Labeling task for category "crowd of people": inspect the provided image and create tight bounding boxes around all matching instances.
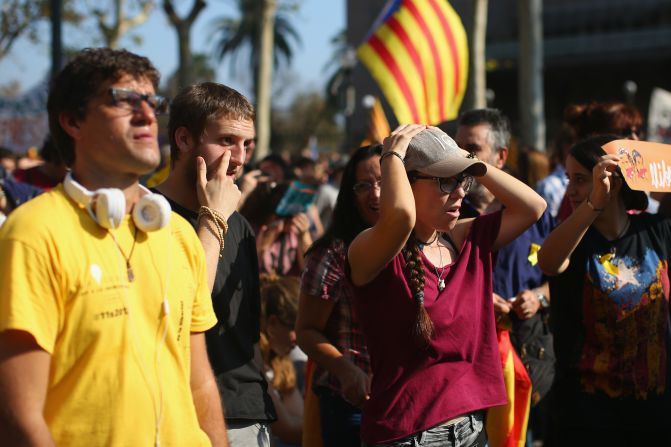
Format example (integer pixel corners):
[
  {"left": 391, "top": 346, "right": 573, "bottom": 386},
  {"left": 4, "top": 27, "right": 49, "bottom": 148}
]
[{"left": 0, "top": 47, "right": 669, "bottom": 447}]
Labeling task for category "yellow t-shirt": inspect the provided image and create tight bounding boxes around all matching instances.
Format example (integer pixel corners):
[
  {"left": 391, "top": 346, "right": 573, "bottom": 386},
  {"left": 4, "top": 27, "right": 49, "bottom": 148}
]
[{"left": 0, "top": 186, "right": 217, "bottom": 446}]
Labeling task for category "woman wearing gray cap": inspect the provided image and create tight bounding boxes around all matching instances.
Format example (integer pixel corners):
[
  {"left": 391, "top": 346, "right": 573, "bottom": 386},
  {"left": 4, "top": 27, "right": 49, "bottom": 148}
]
[{"left": 347, "top": 124, "right": 546, "bottom": 446}]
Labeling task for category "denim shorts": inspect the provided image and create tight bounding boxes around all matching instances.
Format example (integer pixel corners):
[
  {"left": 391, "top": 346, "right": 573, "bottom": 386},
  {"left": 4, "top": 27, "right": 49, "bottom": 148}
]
[{"left": 368, "top": 411, "right": 487, "bottom": 447}]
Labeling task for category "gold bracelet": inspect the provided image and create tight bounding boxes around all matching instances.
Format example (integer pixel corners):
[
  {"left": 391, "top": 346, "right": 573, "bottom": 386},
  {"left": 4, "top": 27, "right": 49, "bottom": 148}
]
[
  {"left": 208, "top": 208, "right": 230, "bottom": 236},
  {"left": 198, "top": 206, "right": 229, "bottom": 257},
  {"left": 586, "top": 197, "right": 604, "bottom": 212}
]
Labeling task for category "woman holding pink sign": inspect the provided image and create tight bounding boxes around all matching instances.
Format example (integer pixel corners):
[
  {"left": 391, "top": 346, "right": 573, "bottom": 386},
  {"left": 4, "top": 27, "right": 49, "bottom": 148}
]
[{"left": 538, "top": 134, "right": 671, "bottom": 446}]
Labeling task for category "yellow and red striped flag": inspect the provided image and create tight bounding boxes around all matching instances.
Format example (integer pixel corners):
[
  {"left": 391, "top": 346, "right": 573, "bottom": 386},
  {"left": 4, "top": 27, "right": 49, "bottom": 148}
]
[
  {"left": 361, "top": 96, "right": 392, "bottom": 146},
  {"left": 486, "top": 330, "right": 532, "bottom": 447},
  {"left": 357, "top": 0, "right": 469, "bottom": 125}
]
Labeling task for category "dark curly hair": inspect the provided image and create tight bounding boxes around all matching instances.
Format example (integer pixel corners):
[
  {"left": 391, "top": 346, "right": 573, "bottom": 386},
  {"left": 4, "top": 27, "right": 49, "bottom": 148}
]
[{"left": 47, "top": 48, "right": 160, "bottom": 167}]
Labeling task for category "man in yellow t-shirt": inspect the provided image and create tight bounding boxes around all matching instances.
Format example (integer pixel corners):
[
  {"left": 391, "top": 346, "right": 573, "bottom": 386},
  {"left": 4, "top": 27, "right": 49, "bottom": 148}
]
[{"left": 0, "top": 48, "right": 228, "bottom": 446}]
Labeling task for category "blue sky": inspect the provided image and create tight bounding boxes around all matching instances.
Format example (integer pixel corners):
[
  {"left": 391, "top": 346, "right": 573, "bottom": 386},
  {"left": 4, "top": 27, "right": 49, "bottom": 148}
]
[{"left": 0, "top": 0, "right": 345, "bottom": 104}]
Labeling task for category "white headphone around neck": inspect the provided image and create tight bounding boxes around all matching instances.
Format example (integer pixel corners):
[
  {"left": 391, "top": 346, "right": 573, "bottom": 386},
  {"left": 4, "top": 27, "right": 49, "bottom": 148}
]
[{"left": 63, "top": 172, "right": 171, "bottom": 232}]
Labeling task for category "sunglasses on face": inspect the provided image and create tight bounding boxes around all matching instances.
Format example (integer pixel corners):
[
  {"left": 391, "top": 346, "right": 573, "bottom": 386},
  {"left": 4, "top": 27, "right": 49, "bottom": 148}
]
[
  {"left": 411, "top": 172, "right": 473, "bottom": 194},
  {"left": 352, "top": 179, "right": 382, "bottom": 195},
  {"left": 109, "top": 88, "right": 170, "bottom": 115}
]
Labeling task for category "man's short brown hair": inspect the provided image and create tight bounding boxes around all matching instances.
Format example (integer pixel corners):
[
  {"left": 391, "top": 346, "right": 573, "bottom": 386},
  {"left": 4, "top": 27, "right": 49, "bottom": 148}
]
[
  {"left": 47, "top": 47, "right": 160, "bottom": 167},
  {"left": 168, "top": 82, "right": 255, "bottom": 163}
]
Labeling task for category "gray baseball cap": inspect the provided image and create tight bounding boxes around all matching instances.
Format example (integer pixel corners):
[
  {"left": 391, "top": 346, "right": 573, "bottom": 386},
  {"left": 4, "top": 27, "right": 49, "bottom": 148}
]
[{"left": 404, "top": 127, "right": 487, "bottom": 178}]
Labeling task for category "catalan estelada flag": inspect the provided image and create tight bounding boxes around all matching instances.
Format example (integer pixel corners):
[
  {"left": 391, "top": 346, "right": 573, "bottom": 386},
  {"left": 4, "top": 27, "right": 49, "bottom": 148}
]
[
  {"left": 357, "top": 0, "right": 468, "bottom": 124},
  {"left": 486, "top": 330, "right": 532, "bottom": 447},
  {"left": 361, "top": 96, "right": 392, "bottom": 145}
]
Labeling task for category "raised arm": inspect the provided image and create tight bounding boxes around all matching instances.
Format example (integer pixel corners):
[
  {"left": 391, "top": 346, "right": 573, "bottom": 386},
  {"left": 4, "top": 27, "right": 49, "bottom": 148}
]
[
  {"left": 538, "top": 154, "right": 620, "bottom": 276},
  {"left": 195, "top": 151, "right": 241, "bottom": 291},
  {"left": 348, "top": 125, "right": 426, "bottom": 287},
  {"left": 0, "top": 330, "right": 54, "bottom": 447},
  {"left": 476, "top": 160, "right": 547, "bottom": 251}
]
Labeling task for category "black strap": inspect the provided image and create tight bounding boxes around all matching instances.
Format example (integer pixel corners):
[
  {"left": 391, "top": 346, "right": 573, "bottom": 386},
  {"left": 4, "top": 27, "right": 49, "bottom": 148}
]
[{"left": 276, "top": 235, "right": 286, "bottom": 274}]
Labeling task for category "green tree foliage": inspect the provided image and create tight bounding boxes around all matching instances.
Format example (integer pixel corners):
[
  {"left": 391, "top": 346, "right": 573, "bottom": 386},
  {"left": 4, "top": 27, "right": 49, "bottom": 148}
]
[
  {"left": 323, "top": 28, "right": 349, "bottom": 111},
  {"left": 0, "top": 0, "right": 81, "bottom": 60},
  {"left": 272, "top": 90, "right": 343, "bottom": 155},
  {"left": 210, "top": 0, "right": 301, "bottom": 96}
]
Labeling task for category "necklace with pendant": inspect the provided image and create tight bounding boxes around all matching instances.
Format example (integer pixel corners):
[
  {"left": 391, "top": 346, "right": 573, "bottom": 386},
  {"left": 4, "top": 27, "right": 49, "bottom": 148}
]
[
  {"left": 434, "top": 238, "right": 447, "bottom": 292},
  {"left": 110, "top": 225, "right": 139, "bottom": 282}
]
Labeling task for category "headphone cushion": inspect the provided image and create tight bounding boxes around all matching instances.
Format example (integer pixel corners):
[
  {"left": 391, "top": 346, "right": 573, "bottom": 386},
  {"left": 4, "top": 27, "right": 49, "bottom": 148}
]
[
  {"left": 95, "top": 188, "right": 127, "bottom": 229},
  {"left": 133, "top": 194, "right": 171, "bottom": 232}
]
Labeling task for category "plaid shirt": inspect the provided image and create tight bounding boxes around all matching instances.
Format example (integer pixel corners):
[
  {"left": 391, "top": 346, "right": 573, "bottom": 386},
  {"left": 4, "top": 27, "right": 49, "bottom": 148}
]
[{"left": 300, "top": 240, "right": 371, "bottom": 393}]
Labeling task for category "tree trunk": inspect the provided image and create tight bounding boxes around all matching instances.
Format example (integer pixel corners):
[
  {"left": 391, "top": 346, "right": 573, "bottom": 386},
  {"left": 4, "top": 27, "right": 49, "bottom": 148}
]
[
  {"left": 108, "top": 33, "right": 120, "bottom": 49},
  {"left": 162, "top": 0, "right": 207, "bottom": 91},
  {"left": 177, "top": 23, "right": 192, "bottom": 89},
  {"left": 518, "top": 0, "right": 545, "bottom": 151},
  {"left": 465, "top": 0, "right": 488, "bottom": 111},
  {"left": 255, "top": 0, "right": 277, "bottom": 161}
]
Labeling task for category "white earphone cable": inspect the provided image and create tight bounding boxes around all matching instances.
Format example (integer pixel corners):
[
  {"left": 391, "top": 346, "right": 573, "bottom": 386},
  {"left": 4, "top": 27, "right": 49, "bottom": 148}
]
[
  {"left": 153, "top": 224, "right": 173, "bottom": 447},
  {"left": 110, "top": 225, "right": 162, "bottom": 447}
]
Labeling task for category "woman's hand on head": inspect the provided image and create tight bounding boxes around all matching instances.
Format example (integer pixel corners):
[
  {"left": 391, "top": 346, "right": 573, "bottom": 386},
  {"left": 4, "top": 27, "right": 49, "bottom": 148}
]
[
  {"left": 382, "top": 124, "right": 427, "bottom": 159},
  {"left": 590, "top": 154, "right": 621, "bottom": 209}
]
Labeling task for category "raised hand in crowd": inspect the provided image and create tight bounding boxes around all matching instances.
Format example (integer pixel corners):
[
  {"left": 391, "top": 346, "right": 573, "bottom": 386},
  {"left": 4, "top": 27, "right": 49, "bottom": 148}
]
[
  {"left": 195, "top": 150, "right": 241, "bottom": 290},
  {"left": 237, "top": 168, "right": 271, "bottom": 210},
  {"left": 256, "top": 218, "right": 286, "bottom": 258},
  {"left": 196, "top": 150, "right": 241, "bottom": 222}
]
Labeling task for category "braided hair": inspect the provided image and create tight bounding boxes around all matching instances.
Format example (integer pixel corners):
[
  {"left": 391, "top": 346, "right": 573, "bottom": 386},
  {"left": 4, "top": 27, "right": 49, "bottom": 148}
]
[{"left": 401, "top": 233, "right": 435, "bottom": 348}]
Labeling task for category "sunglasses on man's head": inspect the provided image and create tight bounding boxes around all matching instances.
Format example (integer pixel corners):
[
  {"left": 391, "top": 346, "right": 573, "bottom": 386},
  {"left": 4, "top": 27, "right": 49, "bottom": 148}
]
[
  {"left": 410, "top": 172, "right": 473, "bottom": 194},
  {"left": 109, "top": 88, "right": 170, "bottom": 115}
]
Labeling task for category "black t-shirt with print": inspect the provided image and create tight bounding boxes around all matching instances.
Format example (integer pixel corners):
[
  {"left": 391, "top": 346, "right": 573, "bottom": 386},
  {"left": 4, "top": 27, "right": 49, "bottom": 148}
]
[{"left": 550, "top": 213, "right": 671, "bottom": 424}]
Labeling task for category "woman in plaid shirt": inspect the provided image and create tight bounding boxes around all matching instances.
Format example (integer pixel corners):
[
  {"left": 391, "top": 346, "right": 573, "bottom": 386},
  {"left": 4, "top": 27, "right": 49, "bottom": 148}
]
[{"left": 296, "top": 145, "right": 382, "bottom": 447}]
